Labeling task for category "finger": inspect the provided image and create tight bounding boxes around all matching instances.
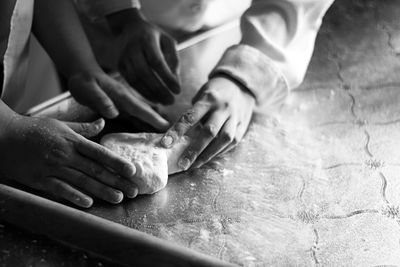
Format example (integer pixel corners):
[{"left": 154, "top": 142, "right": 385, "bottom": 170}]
[
  {"left": 103, "top": 79, "right": 170, "bottom": 131},
  {"left": 64, "top": 118, "right": 105, "bottom": 138},
  {"left": 192, "top": 117, "right": 238, "bottom": 169},
  {"left": 59, "top": 167, "right": 124, "bottom": 204},
  {"left": 75, "top": 138, "right": 136, "bottom": 179},
  {"left": 70, "top": 78, "right": 119, "bottom": 119},
  {"left": 161, "top": 101, "right": 211, "bottom": 148},
  {"left": 218, "top": 123, "right": 244, "bottom": 157},
  {"left": 70, "top": 155, "right": 138, "bottom": 198},
  {"left": 178, "top": 111, "right": 230, "bottom": 170},
  {"left": 145, "top": 34, "right": 180, "bottom": 94},
  {"left": 119, "top": 57, "right": 159, "bottom": 103},
  {"left": 134, "top": 52, "right": 175, "bottom": 104},
  {"left": 119, "top": 55, "right": 138, "bottom": 90},
  {"left": 192, "top": 83, "right": 210, "bottom": 104},
  {"left": 220, "top": 142, "right": 237, "bottom": 156},
  {"left": 124, "top": 52, "right": 174, "bottom": 105},
  {"left": 45, "top": 177, "right": 93, "bottom": 208},
  {"left": 124, "top": 90, "right": 171, "bottom": 131},
  {"left": 234, "top": 122, "right": 248, "bottom": 144},
  {"left": 218, "top": 122, "right": 249, "bottom": 156},
  {"left": 160, "top": 34, "right": 179, "bottom": 77}
]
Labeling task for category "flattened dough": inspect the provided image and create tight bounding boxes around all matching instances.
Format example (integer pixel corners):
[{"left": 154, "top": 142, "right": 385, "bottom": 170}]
[{"left": 101, "top": 133, "right": 190, "bottom": 195}]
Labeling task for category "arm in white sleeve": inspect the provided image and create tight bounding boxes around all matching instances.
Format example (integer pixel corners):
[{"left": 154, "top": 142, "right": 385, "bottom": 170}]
[
  {"left": 210, "top": 0, "right": 335, "bottom": 106},
  {"left": 76, "top": 0, "right": 141, "bottom": 20}
]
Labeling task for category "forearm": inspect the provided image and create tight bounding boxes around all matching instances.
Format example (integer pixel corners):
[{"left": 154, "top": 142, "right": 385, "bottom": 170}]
[
  {"left": 210, "top": 0, "right": 335, "bottom": 106},
  {"left": 32, "top": 0, "right": 101, "bottom": 78}
]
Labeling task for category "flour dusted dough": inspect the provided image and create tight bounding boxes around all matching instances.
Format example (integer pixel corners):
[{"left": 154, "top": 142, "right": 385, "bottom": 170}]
[{"left": 100, "top": 133, "right": 190, "bottom": 194}]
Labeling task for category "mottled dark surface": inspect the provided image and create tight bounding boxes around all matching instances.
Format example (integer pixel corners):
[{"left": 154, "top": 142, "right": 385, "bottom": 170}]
[{"left": 3, "top": 0, "right": 400, "bottom": 266}]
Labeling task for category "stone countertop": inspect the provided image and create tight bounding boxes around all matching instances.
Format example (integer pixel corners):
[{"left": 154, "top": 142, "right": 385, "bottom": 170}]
[{"left": 2, "top": 0, "right": 400, "bottom": 266}]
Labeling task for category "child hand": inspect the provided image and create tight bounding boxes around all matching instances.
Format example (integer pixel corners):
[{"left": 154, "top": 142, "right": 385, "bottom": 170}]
[
  {"left": 68, "top": 70, "right": 170, "bottom": 131},
  {"left": 109, "top": 9, "right": 180, "bottom": 105},
  {"left": 0, "top": 116, "right": 138, "bottom": 208},
  {"left": 160, "top": 76, "right": 256, "bottom": 169}
]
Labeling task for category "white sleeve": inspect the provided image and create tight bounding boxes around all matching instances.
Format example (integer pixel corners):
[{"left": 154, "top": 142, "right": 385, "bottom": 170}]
[
  {"left": 210, "top": 0, "right": 335, "bottom": 106},
  {"left": 76, "top": 0, "right": 141, "bottom": 20}
]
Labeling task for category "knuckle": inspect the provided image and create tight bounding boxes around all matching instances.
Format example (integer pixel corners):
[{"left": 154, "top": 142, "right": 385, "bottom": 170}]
[
  {"left": 49, "top": 148, "right": 69, "bottom": 164},
  {"left": 202, "top": 124, "right": 218, "bottom": 138},
  {"left": 204, "top": 91, "right": 218, "bottom": 102},
  {"left": 220, "top": 101, "right": 230, "bottom": 109},
  {"left": 202, "top": 91, "right": 229, "bottom": 108},
  {"left": 90, "top": 164, "right": 105, "bottom": 178},
  {"left": 179, "top": 110, "right": 196, "bottom": 125},
  {"left": 204, "top": 90, "right": 223, "bottom": 103}
]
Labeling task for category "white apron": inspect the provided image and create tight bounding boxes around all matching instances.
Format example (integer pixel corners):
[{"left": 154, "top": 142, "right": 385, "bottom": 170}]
[{"left": 1, "top": 0, "right": 34, "bottom": 109}]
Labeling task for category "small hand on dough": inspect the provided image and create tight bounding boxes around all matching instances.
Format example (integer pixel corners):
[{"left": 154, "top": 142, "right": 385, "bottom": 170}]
[{"left": 101, "top": 133, "right": 189, "bottom": 195}]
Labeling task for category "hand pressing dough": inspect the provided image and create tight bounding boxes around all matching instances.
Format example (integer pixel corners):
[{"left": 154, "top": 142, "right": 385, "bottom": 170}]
[{"left": 100, "top": 133, "right": 190, "bottom": 195}]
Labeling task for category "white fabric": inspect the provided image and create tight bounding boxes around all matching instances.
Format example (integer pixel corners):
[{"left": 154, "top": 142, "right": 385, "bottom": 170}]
[
  {"left": 239, "top": 0, "right": 335, "bottom": 89},
  {"left": 1, "top": 0, "right": 34, "bottom": 108},
  {"left": 211, "top": 0, "right": 335, "bottom": 106}
]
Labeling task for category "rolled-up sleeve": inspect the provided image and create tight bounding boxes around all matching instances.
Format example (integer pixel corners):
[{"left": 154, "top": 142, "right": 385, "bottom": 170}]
[
  {"left": 76, "top": 0, "right": 141, "bottom": 19},
  {"left": 210, "top": 0, "right": 335, "bottom": 107}
]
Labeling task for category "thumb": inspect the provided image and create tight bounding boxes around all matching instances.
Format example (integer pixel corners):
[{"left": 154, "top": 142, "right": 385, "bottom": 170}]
[{"left": 64, "top": 118, "right": 105, "bottom": 138}]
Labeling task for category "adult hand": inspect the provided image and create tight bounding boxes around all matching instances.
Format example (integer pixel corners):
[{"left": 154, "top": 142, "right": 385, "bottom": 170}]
[
  {"left": 0, "top": 116, "right": 138, "bottom": 208},
  {"left": 108, "top": 9, "right": 180, "bottom": 105},
  {"left": 161, "top": 76, "right": 256, "bottom": 170},
  {"left": 68, "top": 69, "right": 169, "bottom": 131}
]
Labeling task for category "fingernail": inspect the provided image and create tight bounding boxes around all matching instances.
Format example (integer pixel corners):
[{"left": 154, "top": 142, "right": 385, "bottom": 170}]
[
  {"left": 111, "top": 190, "right": 124, "bottom": 203},
  {"left": 126, "top": 187, "right": 138, "bottom": 198},
  {"left": 192, "top": 161, "right": 202, "bottom": 169},
  {"left": 105, "top": 106, "right": 119, "bottom": 119},
  {"left": 123, "top": 163, "right": 136, "bottom": 178},
  {"left": 161, "top": 135, "right": 174, "bottom": 148},
  {"left": 160, "top": 120, "right": 171, "bottom": 130},
  {"left": 78, "top": 197, "right": 93, "bottom": 208},
  {"left": 172, "top": 84, "right": 181, "bottom": 94},
  {"left": 94, "top": 119, "right": 105, "bottom": 131},
  {"left": 178, "top": 157, "right": 191, "bottom": 170}
]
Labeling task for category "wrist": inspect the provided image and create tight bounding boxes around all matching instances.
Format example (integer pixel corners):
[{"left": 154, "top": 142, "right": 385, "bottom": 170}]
[{"left": 211, "top": 73, "right": 257, "bottom": 104}]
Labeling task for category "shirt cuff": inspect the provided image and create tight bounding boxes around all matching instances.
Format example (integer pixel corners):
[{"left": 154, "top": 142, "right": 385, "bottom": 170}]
[
  {"left": 84, "top": 0, "right": 141, "bottom": 19},
  {"left": 209, "top": 44, "right": 289, "bottom": 107}
]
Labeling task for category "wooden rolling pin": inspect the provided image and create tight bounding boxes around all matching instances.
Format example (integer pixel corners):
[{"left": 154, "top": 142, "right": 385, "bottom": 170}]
[{"left": 0, "top": 184, "right": 237, "bottom": 267}]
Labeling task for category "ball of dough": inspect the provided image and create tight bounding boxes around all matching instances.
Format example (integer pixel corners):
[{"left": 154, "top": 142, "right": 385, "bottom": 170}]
[
  {"left": 101, "top": 133, "right": 168, "bottom": 195},
  {"left": 101, "top": 132, "right": 191, "bottom": 195}
]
